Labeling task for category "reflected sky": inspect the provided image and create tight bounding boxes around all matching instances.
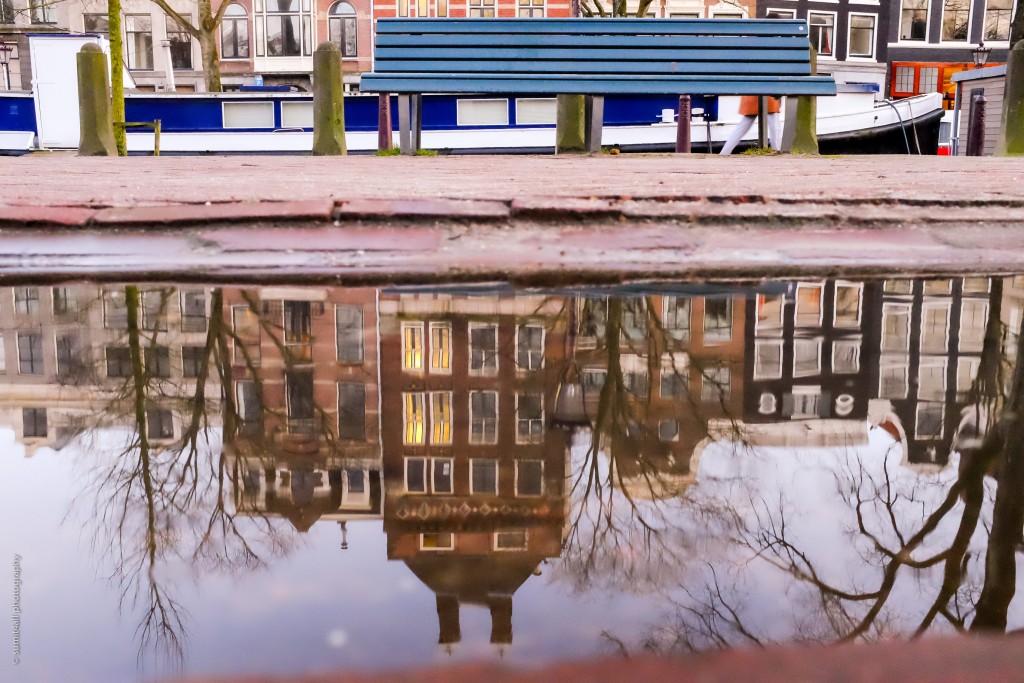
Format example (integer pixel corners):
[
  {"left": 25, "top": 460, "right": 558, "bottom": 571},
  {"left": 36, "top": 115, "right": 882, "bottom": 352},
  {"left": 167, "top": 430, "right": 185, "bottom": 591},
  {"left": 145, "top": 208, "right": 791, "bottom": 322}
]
[{"left": 1, "top": 278, "right": 1023, "bottom": 682}]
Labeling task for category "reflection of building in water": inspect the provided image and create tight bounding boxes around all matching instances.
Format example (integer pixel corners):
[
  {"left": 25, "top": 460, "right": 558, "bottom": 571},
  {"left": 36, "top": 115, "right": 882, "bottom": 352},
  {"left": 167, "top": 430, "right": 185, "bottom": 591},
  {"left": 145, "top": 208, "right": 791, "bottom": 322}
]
[
  {"left": 574, "top": 292, "right": 747, "bottom": 497},
  {"left": 0, "top": 284, "right": 220, "bottom": 454},
  {"left": 869, "top": 278, "right": 992, "bottom": 464},
  {"left": 223, "top": 287, "right": 383, "bottom": 533},
  {"left": 744, "top": 280, "right": 881, "bottom": 429},
  {"left": 378, "top": 291, "right": 568, "bottom": 647}
]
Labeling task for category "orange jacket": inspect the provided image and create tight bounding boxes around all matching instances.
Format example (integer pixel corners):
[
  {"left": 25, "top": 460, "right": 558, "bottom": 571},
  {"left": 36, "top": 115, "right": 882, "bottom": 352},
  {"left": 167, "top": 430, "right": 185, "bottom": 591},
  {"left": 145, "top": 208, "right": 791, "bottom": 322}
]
[{"left": 738, "top": 96, "right": 781, "bottom": 116}]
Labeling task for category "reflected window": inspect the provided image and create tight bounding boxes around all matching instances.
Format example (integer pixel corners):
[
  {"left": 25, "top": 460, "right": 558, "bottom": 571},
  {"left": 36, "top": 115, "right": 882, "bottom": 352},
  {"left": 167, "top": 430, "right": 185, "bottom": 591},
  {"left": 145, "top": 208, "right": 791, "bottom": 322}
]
[
  {"left": 754, "top": 340, "right": 783, "bottom": 380},
  {"left": 793, "top": 338, "right": 822, "bottom": 377},
  {"left": 495, "top": 530, "right": 528, "bottom": 550},
  {"left": 145, "top": 347, "right": 171, "bottom": 379},
  {"left": 923, "top": 279, "right": 952, "bottom": 295},
  {"left": 758, "top": 392, "right": 777, "bottom": 415},
  {"left": 55, "top": 335, "right": 80, "bottom": 379},
  {"left": 516, "top": 460, "right": 543, "bottom": 496},
  {"left": 583, "top": 368, "right": 607, "bottom": 392},
  {"left": 663, "top": 296, "right": 691, "bottom": 341},
  {"left": 957, "top": 357, "right": 981, "bottom": 400},
  {"left": 403, "top": 392, "right": 426, "bottom": 445},
  {"left": 328, "top": 1, "right": 357, "bottom": 57},
  {"left": 471, "top": 459, "right": 498, "bottom": 494},
  {"left": 142, "top": 290, "right": 170, "bottom": 331},
  {"left": 263, "top": 0, "right": 308, "bottom": 57},
  {"left": 285, "top": 370, "right": 315, "bottom": 434},
  {"left": 432, "top": 458, "right": 453, "bottom": 494},
  {"left": 181, "top": 291, "right": 208, "bottom": 332},
  {"left": 660, "top": 368, "right": 688, "bottom": 398},
  {"left": 919, "top": 359, "right": 947, "bottom": 401},
  {"left": 701, "top": 365, "right": 731, "bottom": 402},
  {"left": 338, "top": 382, "right": 366, "bottom": 440},
  {"left": 106, "top": 347, "right": 132, "bottom": 378},
  {"left": 789, "top": 387, "right": 821, "bottom": 418},
  {"left": 402, "top": 323, "right": 424, "bottom": 372},
  {"left": 834, "top": 283, "right": 862, "bottom": 327},
  {"left": 346, "top": 469, "right": 365, "bottom": 494},
  {"left": 236, "top": 380, "right": 262, "bottom": 424},
  {"left": 429, "top": 322, "right": 451, "bottom": 373},
  {"left": 658, "top": 419, "right": 679, "bottom": 442},
  {"left": 624, "top": 368, "right": 649, "bottom": 397},
  {"left": 580, "top": 299, "right": 608, "bottom": 340},
  {"left": 703, "top": 297, "right": 733, "bottom": 342},
  {"left": 920, "top": 303, "right": 951, "bottom": 354},
  {"left": 470, "top": 390, "right": 498, "bottom": 444},
  {"left": 221, "top": 4, "right": 250, "bottom": 59},
  {"left": 880, "top": 364, "right": 909, "bottom": 399},
  {"left": 30, "top": 0, "right": 55, "bottom": 23},
  {"left": 959, "top": 300, "right": 988, "bottom": 353},
  {"left": 14, "top": 287, "right": 39, "bottom": 315},
  {"left": 517, "top": 325, "right": 544, "bottom": 371},
  {"left": 516, "top": 393, "right": 544, "bottom": 444},
  {"left": 284, "top": 300, "right": 312, "bottom": 361},
  {"left": 848, "top": 14, "right": 876, "bottom": 58},
  {"left": 232, "top": 304, "right": 261, "bottom": 365},
  {"left": 52, "top": 287, "right": 75, "bottom": 316},
  {"left": 756, "top": 294, "right": 784, "bottom": 334},
  {"left": 0, "top": 333, "right": 7, "bottom": 373},
  {"left": 18, "top": 334, "right": 43, "bottom": 375},
  {"left": 833, "top": 340, "right": 861, "bottom": 374},
  {"left": 882, "top": 304, "right": 911, "bottom": 352},
  {"left": 23, "top": 408, "right": 47, "bottom": 438},
  {"left": 469, "top": 324, "right": 498, "bottom": 375},
  {"left": 963, "top": 277, "right": 991, "bottom": 294},
  {"left": 916, "top": 403, "right": 945, "bottom": 438},
  {"left": 405, "top": 457, "right": 427, "bottom": 492},
  {"left": 621, "top": 298, "right": 647, "bottom": 339},
  {"left": 795, "top": 284, "right": 823, "bottom": 326},
  {"left": 182, "top": 346, "right": 204, "bottom": 379},
  {"left": 83, "top": 13, "right": 109, "bottom": 36},
  {"left": 147, "top": 409, "right": 174, "bottom": 439},
  {"left": 336, "top": 304, "right": 363, "bottom": 363},
  {"left": 884, "top": 279, "right": 913, "bottom": 294},
  {"left": 431, "top": 391, "right": 453, "bottom": 445},
  {"left": 420, "top": 532, "right": 454, "bottom": 550}
]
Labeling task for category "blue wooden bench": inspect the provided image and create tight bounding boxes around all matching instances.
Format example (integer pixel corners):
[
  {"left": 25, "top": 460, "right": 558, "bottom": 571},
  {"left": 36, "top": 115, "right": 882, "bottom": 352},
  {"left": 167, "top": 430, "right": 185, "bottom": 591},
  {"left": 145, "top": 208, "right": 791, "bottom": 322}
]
[{"left": 360, "top": 18, "right": 837, "bottom": 154}]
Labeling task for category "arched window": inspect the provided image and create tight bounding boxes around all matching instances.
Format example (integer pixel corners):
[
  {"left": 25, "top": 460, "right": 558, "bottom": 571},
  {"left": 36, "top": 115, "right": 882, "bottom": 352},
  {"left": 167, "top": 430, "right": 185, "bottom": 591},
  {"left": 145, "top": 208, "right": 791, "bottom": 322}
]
[
  {"left": 329, "top": 2, "right": 357, "bottom": 58},
  {"left": 221, "top": 4, "right": 250, "bottom": 59}
]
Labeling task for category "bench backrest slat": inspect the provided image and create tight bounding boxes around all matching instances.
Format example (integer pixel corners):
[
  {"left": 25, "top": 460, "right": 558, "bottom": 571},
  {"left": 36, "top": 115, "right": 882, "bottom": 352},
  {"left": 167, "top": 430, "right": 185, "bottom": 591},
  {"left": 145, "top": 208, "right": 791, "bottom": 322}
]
[
  {"left": 373, "top": 60, "right": 810, "bottom": 76},
  {"left": 375, "top": 18, "right": 811, "bottom": 37},
  {"left": 375, "top": 34, "right": 811, "bottom": 49}
]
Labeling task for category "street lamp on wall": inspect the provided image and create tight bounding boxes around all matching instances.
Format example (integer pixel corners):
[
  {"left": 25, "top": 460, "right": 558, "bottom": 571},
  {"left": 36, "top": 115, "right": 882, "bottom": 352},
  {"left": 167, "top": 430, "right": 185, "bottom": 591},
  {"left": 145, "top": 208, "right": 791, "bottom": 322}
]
[
  {"left": 972, "top": 41, "right": 992, "bottom": 68},
  {"left": 0, "top": 40, "right": 13, "bottom": 91}
]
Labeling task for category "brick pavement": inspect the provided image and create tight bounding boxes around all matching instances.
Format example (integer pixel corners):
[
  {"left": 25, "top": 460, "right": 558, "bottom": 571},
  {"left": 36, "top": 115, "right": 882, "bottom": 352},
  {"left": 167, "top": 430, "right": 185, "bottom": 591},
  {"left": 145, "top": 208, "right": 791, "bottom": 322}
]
[{"left": 1, "top": 154, "right": 1023, "bottom": 283}]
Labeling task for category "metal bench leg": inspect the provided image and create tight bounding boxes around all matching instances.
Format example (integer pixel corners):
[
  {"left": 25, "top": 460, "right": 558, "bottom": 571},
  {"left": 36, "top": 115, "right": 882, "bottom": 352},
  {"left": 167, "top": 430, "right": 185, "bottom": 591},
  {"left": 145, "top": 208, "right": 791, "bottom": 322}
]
[
  {"left": 585, "top": 95, "right": 604, "bottom": 154},
  {"left": 412, "top": 94, "right": 423, "bottom": 153},
  {"left": 398, "top": 94, "right": 414, "bottom": 155}
]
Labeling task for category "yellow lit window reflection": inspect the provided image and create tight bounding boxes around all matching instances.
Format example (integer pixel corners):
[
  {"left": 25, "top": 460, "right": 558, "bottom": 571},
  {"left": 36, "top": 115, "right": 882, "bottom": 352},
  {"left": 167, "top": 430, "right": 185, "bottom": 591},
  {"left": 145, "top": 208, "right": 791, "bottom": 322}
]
[
  {"left": 430, "top": 323, "right": 451, "bottom": 373},
  {"left": 404, "top": 392, "right": 425, "bottom": 444},
  {"left": 431, "top": 391, "right": 452, "bottom": 445},
  {"left": 402, "top": 323, "right": 424, "bottom": 371}
]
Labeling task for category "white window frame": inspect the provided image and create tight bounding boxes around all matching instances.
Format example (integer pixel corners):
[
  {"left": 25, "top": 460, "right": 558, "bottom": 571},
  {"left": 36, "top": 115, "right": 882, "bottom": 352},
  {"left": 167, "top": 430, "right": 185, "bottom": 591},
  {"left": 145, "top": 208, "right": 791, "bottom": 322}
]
[
  {"left": 754, "top": 339, "right": 784, "bottom": 380},
  {"left": 493, "top": 530, "right": 528, "bottom": 551},
  {"left": 832, "top": 339, "right": 861, "bottom": 375},
  {"left": 915, "top": 402, "right": 945, "bottom": 439},
  {"left": 403, "top": 391, "right": 426, "bottom": 445},
  {"left": 470, "top": 458, "right": 499, "bottom": 495},
  {"left": 959, "top": 299, "right": 989, "bottom": 353},
  {"left": 847, "top": 13, "right": 878, "bottom": 60},
  {"left": 793, "top": 338, "right": 823, "bottom": 378},
  {"left": 431, "top": 457, "right": 454, "bottom": 494},
  {"left": 807, "top": 11, "right": 837, "bottom": 58},
  {"left": 881, "top": 303, "right": 912, "bottom": 353},
  {"left": 755, "top": 293, "right": 785, "bottom": 336},
  {"left": 920, "top": 302, "right": 952, "bottom": 354},
  {"left": 879, "top": 361, "right": 909, "bottom": 399},
  {"left": 468, "top": 322, "right": 499, "bottom": 376},
  {"left": 791, "top": 386, "right": 822, "bottom": 419},
  {"left": 516, "top": 324, "right": 545, "bottom": 372},
  {"left": 982, "top": 0, "right": 1014, "bottom": 43},
  {"left": 515, "top": 392, "right": 545, "bottom": 444},
  {"left": 430, "top": 391, "right": 453, "bottom": 445},
  {"left": 795, "top": 282, "right": 825, "bottom": 327},
  {"left": 940, "top": 0, "right": 973, "bottom": 43},
  {"left": 404, "top": 456, "right": 428, "bottom": 494},
  {"left": 918, "top": 357, "right": 948, "bottom": 401},
  {"left": 515, "top": 459, "right": 544, "bottom": 497},
  {"left": 401, "top": 321, "right": 424, "bottom": 373},
  {"left": 469, "top": 390, "right": 499, "bottom": 445},
  {"left": 419, "top": 532, "right": 455, "bottom": 551},
  {"left": 834, "top": 281, "right": 864, "bottom": 327},
  {"left": 898, "top": 0, "right": 931, "bottom": 43},
  {"left": 428, "top": 321, "right": 452, "bottom": 375}
]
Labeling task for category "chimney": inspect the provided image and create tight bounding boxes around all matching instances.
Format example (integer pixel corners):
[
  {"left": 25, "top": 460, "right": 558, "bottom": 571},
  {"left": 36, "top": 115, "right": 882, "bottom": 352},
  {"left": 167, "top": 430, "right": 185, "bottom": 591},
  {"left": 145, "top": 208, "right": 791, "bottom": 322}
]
[
  {"left": 436, "top": 595, "right": 461, "bottom": 645},
  {"left": 488, "top": 596, "right": 513, "bottom": 645}
]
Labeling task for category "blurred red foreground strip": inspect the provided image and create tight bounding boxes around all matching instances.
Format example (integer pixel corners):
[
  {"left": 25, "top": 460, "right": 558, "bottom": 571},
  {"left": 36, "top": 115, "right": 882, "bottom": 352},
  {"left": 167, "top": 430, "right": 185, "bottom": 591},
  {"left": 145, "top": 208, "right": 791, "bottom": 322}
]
[{"left": 168, "top": 635, "right": 1024, "bottom": 683}]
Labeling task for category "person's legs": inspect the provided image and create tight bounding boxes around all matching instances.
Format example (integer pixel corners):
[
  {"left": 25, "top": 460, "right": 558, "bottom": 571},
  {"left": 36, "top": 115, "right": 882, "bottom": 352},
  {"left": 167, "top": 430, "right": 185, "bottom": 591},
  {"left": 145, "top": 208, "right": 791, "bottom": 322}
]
[
  {"left": 767, "top": 112, "right": 781, "bottom": 151},
  {"left": 718, "top": 115, "right": 756, "bottom": 155}
]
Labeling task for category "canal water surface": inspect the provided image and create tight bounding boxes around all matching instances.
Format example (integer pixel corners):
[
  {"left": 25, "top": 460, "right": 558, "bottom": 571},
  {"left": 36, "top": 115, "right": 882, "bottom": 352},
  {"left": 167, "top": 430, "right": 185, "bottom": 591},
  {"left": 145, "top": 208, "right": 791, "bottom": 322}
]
[{"left": 2, "top": 276, "right": 1023, "bottom": 682}]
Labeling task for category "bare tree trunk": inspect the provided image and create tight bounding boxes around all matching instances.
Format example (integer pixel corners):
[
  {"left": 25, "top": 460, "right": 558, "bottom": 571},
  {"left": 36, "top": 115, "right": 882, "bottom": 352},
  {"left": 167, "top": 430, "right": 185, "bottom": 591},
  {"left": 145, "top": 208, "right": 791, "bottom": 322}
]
[
  {"left": 197, "top": 0, "right": 222, "bottom": 92},
  {"left": 1011, "top": 0, "right": 1024, "bottom": 47},
  {"left": 109, "top": 0, "right": 126, "bottom": 155}
]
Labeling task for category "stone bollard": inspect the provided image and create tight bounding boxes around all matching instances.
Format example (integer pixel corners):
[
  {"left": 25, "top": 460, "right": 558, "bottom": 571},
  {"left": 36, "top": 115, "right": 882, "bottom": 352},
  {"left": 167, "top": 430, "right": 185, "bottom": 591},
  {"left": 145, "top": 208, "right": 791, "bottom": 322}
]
[
  {"left": 782, "top": 47, "right": 819, "bottom": 155},
  {"left": 312, "top": 41, "right": 346, "bottom": 156},
  {"left": 377, "top": 93, "right": 393, "bottom": 152},
  {"left": 675, "top": 95, "right": 691, "bottom": 153},
  {"left": 999, "top": 41, "right": 1024, "bottom": 155},
  {"left": 967, "top": 92, "right": 987, "bottom": 156},
  {"left": 76, "top": 43, "right": 117, "bottom": 157},
  {"left": 556, "top": 94, "right": 587, "bottom": 154}
]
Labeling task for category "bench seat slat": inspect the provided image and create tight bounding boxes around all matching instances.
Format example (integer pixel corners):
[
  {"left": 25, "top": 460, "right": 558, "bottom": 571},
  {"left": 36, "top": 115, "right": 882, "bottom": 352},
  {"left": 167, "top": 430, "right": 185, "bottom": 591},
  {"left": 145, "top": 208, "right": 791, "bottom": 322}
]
[
  {"left": 375, "top": 34, "right": 811, "bottom": 50},
  {"left": 374, "top": 60, "right": 812, "bottom": 76},
  {"left": 375, "top": 47, "right": 812, "bottom": 64},
  {"left": 361, "top": 73, "right": 839, "bottom": 96},
  {"left": 376, "top": 18, "right": 811, "bottom": 37}
]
